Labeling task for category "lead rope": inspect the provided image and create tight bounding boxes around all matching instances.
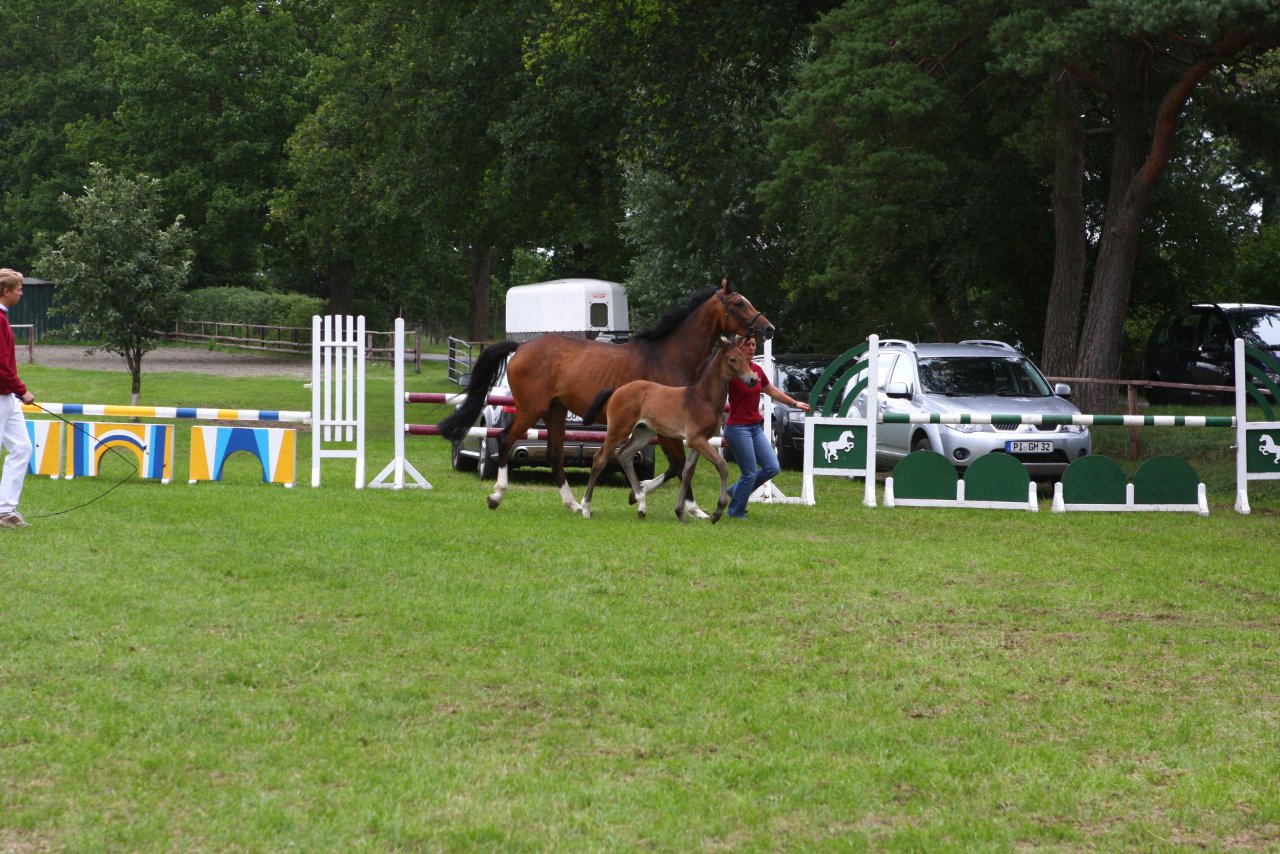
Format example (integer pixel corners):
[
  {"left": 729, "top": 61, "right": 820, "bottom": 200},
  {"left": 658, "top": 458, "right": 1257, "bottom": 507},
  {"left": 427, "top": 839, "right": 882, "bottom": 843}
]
[{"left": 24, "top": 401, "right": 140, "bottom": 519}]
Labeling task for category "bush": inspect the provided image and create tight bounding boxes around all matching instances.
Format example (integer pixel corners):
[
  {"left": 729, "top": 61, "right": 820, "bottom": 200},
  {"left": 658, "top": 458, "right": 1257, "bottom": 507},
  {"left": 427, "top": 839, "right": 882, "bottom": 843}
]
[{"left": 183, "top": 287, "right": 326, "bottom": 328}]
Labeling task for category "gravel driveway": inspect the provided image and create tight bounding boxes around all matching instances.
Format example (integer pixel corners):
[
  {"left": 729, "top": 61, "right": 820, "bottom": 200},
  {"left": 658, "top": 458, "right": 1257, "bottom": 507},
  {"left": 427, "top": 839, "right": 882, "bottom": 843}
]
[{"left": 26, "top": 344, "right": 314, "bottom": 379}]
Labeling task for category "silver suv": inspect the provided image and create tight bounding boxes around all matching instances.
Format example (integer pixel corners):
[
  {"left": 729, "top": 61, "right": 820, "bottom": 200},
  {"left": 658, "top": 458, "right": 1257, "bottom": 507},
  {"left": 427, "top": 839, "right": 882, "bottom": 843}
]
[{"left": 857, "top": 340, "right": 1091, "bottom": 479}]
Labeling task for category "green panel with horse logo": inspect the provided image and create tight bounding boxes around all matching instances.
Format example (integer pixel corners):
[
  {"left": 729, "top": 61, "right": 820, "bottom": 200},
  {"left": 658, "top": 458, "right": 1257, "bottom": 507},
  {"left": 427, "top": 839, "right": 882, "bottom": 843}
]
[
  {"left": 1245, "top": 428, "right": 1280, "bottom": 473},
  {"left": 810, "top": 423, "right": 867, "bottom": 470}
]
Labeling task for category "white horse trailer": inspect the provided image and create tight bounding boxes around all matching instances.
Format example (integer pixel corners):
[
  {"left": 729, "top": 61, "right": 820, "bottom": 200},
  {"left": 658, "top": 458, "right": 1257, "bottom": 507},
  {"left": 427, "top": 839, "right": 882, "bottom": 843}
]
[{"left": 504, "top": 278, "right": 629, "bottom": 342}]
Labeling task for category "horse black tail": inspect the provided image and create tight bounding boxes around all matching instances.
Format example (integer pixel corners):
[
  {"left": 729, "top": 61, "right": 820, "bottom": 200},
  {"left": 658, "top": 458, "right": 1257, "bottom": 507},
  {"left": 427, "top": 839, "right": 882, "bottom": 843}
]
[
  {"left": 437, "top": 341, "right": 520, "bottom": 441},
  {"left": 580, "top": 388, "right": 616, "bottom": 426}
]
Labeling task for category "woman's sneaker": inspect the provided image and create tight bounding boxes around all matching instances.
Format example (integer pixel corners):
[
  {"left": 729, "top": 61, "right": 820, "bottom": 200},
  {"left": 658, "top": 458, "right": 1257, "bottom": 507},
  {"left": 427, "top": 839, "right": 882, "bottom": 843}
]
[{"left": 0, "top": 511, "right": 29, "bottom": 527}]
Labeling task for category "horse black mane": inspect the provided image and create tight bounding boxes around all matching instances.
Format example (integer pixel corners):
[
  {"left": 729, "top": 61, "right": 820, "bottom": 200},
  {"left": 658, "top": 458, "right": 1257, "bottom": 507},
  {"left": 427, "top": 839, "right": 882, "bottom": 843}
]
[{"left": 631, "top": 286, "right": 718, "bottom": 342}]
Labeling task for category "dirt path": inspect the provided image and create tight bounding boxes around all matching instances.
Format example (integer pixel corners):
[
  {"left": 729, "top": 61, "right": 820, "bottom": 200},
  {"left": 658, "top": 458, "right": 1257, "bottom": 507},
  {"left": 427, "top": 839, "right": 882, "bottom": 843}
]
[{"left": 26, "top": 345, "right": 314, "bottom": 379}]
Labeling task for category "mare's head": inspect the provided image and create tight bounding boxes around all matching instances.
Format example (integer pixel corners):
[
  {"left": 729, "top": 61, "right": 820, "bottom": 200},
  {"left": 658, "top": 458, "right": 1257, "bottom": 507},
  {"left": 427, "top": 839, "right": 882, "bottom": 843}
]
[{"left": 714, "top": 277, "right": 774, "bottom": 341}]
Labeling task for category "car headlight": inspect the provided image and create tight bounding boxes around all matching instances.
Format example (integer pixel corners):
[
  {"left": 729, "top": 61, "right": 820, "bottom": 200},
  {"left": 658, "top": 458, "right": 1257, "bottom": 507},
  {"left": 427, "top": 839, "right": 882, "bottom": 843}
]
[
  {"left": 945, "top": 423, "right": 990, "bottom": 434},
  {"left": 1058, "top": 424, "right": 1085, "bottom": 434}
]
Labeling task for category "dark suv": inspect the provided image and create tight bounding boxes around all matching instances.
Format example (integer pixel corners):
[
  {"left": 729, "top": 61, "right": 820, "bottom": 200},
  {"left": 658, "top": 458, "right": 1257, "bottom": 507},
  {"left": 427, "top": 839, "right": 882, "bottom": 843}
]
[{"left": 1144, "top": 303, "right": 1280, "bottom": 403}]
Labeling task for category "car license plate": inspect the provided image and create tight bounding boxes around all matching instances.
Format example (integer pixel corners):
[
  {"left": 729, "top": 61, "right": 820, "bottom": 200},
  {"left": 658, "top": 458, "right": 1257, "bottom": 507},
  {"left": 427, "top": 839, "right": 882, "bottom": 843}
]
[{"left": 1006, "top": 440, "right": 1053, "bottom": 454}]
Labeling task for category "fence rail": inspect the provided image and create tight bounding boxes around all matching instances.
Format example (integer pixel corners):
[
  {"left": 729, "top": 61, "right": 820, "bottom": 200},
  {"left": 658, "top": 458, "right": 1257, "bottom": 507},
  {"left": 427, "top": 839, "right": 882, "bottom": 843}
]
[
  {"left": 168, "top": 320, "right": 421, "bottom": 372},
  {"left": 1047, "top": 375, "right": 1235, "bottom": 458},
  {"left": 12, "top": 324, "right": 36, "bottom": 363}
]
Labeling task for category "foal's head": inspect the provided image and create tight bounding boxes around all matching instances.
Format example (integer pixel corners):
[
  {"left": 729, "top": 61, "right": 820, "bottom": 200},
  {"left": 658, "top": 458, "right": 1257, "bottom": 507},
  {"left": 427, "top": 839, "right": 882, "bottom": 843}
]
[{"left": 718, "top": 336, "right": 757, "bottom": 388}]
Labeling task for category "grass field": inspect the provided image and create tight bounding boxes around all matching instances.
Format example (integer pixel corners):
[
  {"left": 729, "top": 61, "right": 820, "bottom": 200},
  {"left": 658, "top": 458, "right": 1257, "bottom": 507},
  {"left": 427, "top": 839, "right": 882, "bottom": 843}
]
[{"left": 3, "top": 358, "right": 1279, "bottom": 852}]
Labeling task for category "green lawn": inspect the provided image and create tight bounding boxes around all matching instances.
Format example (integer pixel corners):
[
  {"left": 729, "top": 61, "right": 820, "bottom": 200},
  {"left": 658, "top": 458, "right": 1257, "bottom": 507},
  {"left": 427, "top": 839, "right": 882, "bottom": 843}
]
[{"left": 2, "top": 360, "right": 1279, "bottom": 851}]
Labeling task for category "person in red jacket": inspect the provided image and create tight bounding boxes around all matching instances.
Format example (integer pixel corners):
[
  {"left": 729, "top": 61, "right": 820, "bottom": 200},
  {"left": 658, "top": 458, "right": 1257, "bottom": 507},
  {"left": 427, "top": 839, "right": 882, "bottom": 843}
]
[{"left": 0, "top": 268, "right": 35, "bottom": 527}]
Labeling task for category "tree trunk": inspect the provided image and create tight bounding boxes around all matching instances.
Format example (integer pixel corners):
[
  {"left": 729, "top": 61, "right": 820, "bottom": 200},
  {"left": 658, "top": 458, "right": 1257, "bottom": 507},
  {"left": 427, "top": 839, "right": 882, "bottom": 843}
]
[
  {"left": 327, "top": 258, "right": 356, "bottom": 316},
  {"left": 1072, "top": 34, "right": 1257, "bottom": 413},
  {"left": 126, "top": 346, "right": 143, "bottom": 406},
  {"left": 1039, "top": 70, "right": 1087, "bottom": 377},
  {"left": 468, "top": 244, "right": 492, "bottom": 341},
  {"left": 1072, "top": 39, "right": 1153, "bottom": 413}
]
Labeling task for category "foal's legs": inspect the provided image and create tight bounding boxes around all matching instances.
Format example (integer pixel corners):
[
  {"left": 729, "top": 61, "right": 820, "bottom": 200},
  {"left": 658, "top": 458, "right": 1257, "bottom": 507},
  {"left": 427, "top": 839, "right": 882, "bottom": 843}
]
[
  {"left": 579, "top": 433, "right": 621, "bottom": 520},
  {"left": 616, "top": 427, "right": 656, "bottom": 519},
  {"left": 640, "top": 437, "right": 710, "bottom": 520},
  {"left": 688, "top": 437, "right": 732, "bottom": 524},
  {"left": 674, "top": 451, "right": 700, "bottom": 523}
]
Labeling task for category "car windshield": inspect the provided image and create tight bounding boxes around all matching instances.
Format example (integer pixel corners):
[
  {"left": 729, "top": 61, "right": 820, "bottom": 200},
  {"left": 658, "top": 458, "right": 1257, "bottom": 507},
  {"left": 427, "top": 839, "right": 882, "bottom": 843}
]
[
  {"left": 776, "top": 362, "right": 828, "bottom": 397},
  {"left": 1233, "top": 310, "right": 1280, "bottom": 349},
  {"left": 918, "top": 356, "right": 1052, "bottom": 397}
]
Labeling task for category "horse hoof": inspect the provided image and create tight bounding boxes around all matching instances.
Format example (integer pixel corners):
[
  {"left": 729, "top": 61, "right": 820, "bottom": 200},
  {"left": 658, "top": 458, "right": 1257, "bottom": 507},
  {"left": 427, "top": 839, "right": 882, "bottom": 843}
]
[
  {"left": 487, "top": 496, "right": 501, "bottom": 510},
  {"left": 710, "top": 512, "right": 723, "bottom": 525},
  {"left": 627, "top": 492, "right": 638, "bottom": 506},
  {"left": 637, "top": 510, "right": 646, "bottom": 520}
]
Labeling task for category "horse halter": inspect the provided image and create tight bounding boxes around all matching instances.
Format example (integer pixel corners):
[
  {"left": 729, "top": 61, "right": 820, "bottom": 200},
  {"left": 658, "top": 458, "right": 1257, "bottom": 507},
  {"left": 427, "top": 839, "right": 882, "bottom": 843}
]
[{"left": 716, "top": 290, "right": 767, "bottom": 338}]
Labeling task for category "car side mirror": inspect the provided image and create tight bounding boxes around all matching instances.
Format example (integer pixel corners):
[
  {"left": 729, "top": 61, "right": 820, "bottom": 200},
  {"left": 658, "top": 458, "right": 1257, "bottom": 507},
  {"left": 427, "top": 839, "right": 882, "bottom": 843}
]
[
  {"left": 885, "top": 381, "right": 911, "bottom": 398},
  {"left": 1053, "top": 382, "right": 1072, "bottom": 398},
  {"left": 1201, "top": 340, "right": 1226, "bottom": 357},
  {"left": 457, "top": 373, "right": 472, "bottom": 389}
]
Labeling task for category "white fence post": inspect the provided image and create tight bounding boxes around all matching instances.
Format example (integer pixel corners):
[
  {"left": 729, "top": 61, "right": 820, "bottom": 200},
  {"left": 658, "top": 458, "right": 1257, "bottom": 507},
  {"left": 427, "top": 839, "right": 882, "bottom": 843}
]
[
  {"left": 311, "top": 315, "right": 366, "bottom": 488},
  {"left": 370, "top": 318, "right": 430, "bottom": 490}
]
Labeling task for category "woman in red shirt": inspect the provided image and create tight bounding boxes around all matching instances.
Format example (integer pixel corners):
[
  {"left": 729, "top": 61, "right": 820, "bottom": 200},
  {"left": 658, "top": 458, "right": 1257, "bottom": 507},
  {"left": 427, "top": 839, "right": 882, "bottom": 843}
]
[{"left": 723, "top": 336, "right": 810, "bottom": 519}]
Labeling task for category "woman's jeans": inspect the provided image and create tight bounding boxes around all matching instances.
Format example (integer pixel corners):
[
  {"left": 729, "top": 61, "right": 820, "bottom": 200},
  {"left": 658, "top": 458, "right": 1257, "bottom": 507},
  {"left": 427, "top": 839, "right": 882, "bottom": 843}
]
[{"left": 723, "top": 422, "right": 779, "bottom": 518}]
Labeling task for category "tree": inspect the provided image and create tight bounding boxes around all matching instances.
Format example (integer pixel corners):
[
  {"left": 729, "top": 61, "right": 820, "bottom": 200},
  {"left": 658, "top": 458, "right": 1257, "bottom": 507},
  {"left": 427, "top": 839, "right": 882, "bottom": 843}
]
[
  {"left": 522, "top": 0, "right": 839, "bottom": 329},
  {"left": 76, "top": 0, "right": 317, "bottom": 290},
  {"left": 999, "top": 2, "right": 1280, "bottom": 409},
  {"left": 761, "top": 0, "right": 1055, "bottom": 350},
  {"left": 0, "top": 0, "right": 119, "bottom": 268},
  {"left": 37, "top": 163, "right": 193, "bottom": 404}
]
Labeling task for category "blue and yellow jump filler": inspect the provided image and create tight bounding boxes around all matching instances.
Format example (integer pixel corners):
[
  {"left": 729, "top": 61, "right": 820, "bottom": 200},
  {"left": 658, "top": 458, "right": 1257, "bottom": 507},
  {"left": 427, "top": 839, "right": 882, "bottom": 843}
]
[
  {"left": 65, "top": 422, "right": 175, "bottom": 483},
  {"left": 189, "top": 426, "right": 296, "bottom": 487},
  {"left": 24, "top": 419, "right": 64, "bottom": 477}
]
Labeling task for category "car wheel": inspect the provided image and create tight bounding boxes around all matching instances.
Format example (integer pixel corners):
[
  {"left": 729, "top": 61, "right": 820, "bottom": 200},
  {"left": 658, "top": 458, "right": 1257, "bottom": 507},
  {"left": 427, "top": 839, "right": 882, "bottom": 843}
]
[
  {"left": 478, "top": 437, "right": 499, "bottom": 480},
  {"left": 451, "top": 438, "right": 476, "bottom": 472},
  {"left": 911, "top": 433, "right": 934, "bottom": 454}
]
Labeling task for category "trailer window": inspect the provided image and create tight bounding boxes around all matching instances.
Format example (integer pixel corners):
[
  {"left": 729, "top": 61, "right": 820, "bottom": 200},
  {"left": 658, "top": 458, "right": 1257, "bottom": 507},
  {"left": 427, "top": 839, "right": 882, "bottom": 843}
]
[{"left": 589, "top": 302, "right": 609, "bottom": 328}]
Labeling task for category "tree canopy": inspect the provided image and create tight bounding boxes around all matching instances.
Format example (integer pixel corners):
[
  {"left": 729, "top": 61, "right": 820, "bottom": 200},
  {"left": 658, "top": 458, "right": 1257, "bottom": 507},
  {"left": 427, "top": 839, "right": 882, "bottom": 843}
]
[{"left": 2, "top": 0, "right": 1279, "bottom": 394}]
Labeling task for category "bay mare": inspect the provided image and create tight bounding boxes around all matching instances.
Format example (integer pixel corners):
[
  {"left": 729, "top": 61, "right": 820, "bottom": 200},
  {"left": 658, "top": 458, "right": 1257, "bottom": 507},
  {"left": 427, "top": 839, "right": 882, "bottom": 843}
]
[
  {"left": 436, "top": 278, "right": 774, "bottom": 513},
  {"left": 577, "top": 336, "right": 756, "bottom": 524}
]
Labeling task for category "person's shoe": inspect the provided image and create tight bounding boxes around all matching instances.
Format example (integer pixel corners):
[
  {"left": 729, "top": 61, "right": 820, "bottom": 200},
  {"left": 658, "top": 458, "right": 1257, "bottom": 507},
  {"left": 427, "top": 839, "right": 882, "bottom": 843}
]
[{"left": 0, "top": 511, "right": 29, "bottom": 528}]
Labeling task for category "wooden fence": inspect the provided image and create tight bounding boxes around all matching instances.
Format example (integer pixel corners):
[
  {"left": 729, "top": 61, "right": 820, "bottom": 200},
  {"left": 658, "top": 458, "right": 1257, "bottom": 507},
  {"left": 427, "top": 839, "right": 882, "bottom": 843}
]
[
  {"left": 1047, "top": 376, "right": 1233, "bottom": 458},
  {"left": 168, "top": 320, "right": 422, "bottom": 373},
  {"left": 12, "top": 324, "right": 36, "bottom": 363}
]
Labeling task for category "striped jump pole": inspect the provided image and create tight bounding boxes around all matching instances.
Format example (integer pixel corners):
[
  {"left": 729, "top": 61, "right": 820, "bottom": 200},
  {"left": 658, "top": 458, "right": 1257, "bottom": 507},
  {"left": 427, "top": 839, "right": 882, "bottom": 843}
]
[
  {"left": 881, "top": 412, "right": 1236, "bottom": 428},
  {"left": 404, "top": 422, "right": 723, "bottom": 448},
  {"left": 24, "top": 402, "right": 311, "bottom": 423}
]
